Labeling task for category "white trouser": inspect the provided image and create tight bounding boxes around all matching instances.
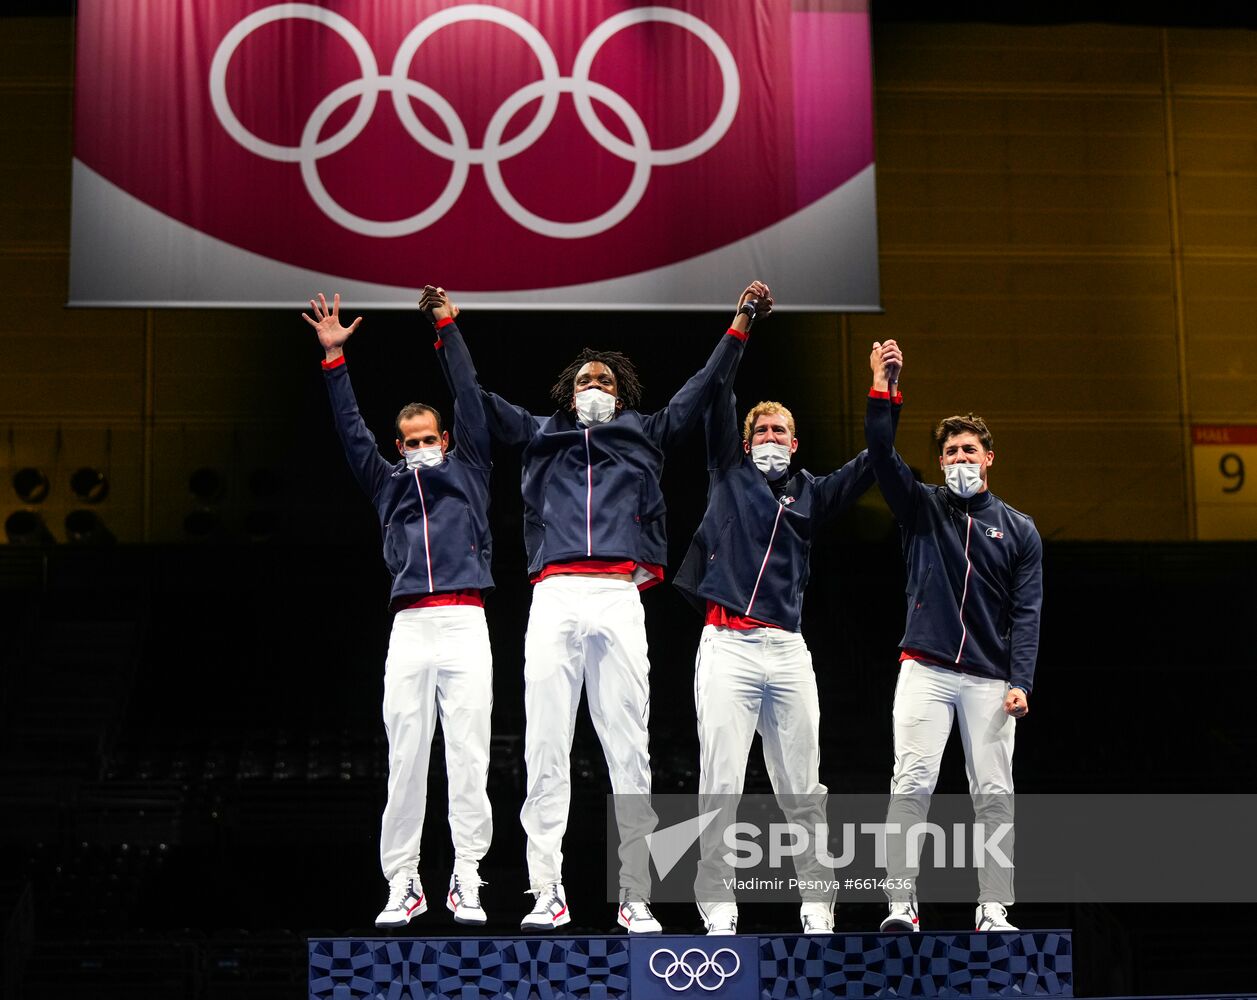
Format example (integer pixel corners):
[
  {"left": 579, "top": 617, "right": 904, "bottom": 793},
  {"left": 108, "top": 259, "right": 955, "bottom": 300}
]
[
  {"left": 519, "top": 576, "right": 656, "bottom": 896},
  {"left": 379, "top": 605, "right": 493, "bottom": 882},
  {"left": 694, "top": 625, "right": 829, "bottom": 906},
  {"left": 886, "top": 658, "right": 1015, "bottom": 903}
]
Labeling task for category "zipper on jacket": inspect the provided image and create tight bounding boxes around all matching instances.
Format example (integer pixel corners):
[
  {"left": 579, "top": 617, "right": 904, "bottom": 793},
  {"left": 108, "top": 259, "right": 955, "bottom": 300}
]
[
  {"left": 584, "top": 428, "right": 593, "bottom": 557},
  {"left": 954, "top": 512, "right": 972, "bottom": 662},
  {"left": 745, "top": 502, "right": 784, "bottom": 617},
  {"left": 413, "top": 470, "right": 434, "bottom": 593}
]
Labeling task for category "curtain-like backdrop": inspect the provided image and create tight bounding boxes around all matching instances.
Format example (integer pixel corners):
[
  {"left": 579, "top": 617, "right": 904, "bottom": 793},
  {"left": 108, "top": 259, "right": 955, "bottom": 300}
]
[{"left": 70, "top": 1, "right": 877, "bottom": 310}]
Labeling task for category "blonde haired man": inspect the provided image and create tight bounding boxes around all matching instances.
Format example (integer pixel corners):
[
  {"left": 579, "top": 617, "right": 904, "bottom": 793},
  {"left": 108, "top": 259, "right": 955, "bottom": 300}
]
[{"left": 674, "top": 309, "right": 902, "bottom": 935}]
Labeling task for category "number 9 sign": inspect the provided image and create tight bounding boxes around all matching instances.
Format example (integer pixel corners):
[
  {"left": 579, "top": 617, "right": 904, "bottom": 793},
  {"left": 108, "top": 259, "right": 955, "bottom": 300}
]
[{"left": 1192, "top": 426, "right": 1257, "bottom": 539}]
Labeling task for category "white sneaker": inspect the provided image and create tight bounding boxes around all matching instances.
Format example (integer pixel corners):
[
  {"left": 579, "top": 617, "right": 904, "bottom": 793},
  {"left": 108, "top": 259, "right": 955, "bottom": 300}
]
[
  {"left": 617, "top": 893, "right": 662, "bottom": 934},
  {"left": 699, "top": 901, "right": 738, "bottom": 936},
  {"left": 879, "top": 901, "right": 920, "bottom": 933},
  {"left": 975, "top": 902, "right": 1017, "bottom": 931},
  {"left": 800, "top": 902, "right": 834, "bottom": 935},
  {"left": 520, "top": 882, "right": 570, "bottom": 932},
  {"left": 375, "top": 871, "right": 427, "bottom": 928},
  {"left": 447, "top": 873, "right": 487, "bottom": 926}
]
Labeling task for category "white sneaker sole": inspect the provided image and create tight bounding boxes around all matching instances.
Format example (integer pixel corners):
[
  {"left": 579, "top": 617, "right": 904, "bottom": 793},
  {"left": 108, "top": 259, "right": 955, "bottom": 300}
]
[
  {"left": 706, "top": 927, "right": 737, "bottom": 936},
  {"left": 617, "top": 914, "right": 662, "bottom": 934},
  {"left": 879, "top": 917, "right": 919, "bottom": 933},
  {"left": 375, "top": 899, "right": 428, "bottom": 928},
  {"left": 521, "top": 911, "right": 571, "bottom": 932},
  {"left": 448, "top": 897, "right": 488, "bottom": 926}
]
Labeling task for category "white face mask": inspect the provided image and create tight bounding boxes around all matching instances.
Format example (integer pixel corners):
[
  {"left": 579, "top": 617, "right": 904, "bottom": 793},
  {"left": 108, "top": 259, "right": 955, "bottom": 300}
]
[
  {"left": 944, "top": 462, "right": 984, "bottom": 498},
  {"left": 404, "top": 445, "right": 444, "bottom": 470},
  {"left": 574, "top": 387, "right": 617, "bottom": 425},
  {"left": 751, "top": 442, "right": 792, "bottom": 478}
]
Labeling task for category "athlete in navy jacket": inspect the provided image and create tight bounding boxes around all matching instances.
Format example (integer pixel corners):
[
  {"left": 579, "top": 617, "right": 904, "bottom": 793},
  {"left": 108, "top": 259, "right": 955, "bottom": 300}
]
[
  {"left": 308, "top": 293, "right": 494, "bottom": 930},
  {"left": 864, "top": 338, "right": 1043, "bottom": 935},
  {"left": 434, "top": 281, "right": 760, "bottom": 934},
  {"left": 676, "top": 295, "right": 896, "bottom": 936}
]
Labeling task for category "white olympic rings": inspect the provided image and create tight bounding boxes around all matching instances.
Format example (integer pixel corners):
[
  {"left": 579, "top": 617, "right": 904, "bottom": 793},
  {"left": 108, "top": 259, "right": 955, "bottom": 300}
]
[
  {"left": 648, "top": 946, "right": 741, "bottom": 992},
  {"left": 209, "top": 3, "right": 741, "bottom": 239}
]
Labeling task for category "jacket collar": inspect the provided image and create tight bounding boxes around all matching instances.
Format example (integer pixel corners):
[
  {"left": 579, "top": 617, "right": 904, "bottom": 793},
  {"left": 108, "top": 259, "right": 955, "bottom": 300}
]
[{"left": 943, "top": 484, "right": 994, "bottom": 514}]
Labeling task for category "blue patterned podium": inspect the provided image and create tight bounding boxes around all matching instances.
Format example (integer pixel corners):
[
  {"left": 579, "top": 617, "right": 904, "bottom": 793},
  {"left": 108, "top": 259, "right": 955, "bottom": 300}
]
[{"left": 309, "top": 929, "right": 1073, "bottom": 999}]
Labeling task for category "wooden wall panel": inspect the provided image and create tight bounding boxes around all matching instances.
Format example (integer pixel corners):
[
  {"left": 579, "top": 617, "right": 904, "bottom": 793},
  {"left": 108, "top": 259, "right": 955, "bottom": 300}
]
[
  {"left": 151, "top": 311, "right": 305, "bottom": 419},
  {"left": 0, "top": 90, "right": 73, "bottom": 246},
  {"left": 1, "top": 16, "right": 1255, "bottom": 542},
  {"left": 845, "top": 21, "right": 1257, "bottom": 540},
  {"left": 1, "top": 18, "right": 72, "bottom": 84},
  {"left": 1169, "top": 31, "right": 1257, "bottom": 440},
  {"left": 1167, "top": 29, "right": 1257, "bottom": 89},
  {"left": 1181, "top": 261, "right": 1257, "bottom": 423},
  {"left": 873, "top": 23, "right": 1164, "bottom": 91}
]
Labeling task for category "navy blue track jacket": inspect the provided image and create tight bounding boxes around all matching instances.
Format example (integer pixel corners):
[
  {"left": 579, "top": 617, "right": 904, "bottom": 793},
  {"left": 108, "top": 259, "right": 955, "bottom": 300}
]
[
  {"left": 463, "top": 328, "right": 748, "bottom": 582},
  {"left": 323, "top": 321, "right": 493, "bottom": 604},
  {"left": 674, "top": 367, "right": 895, "bottom": 631},
  {"left": 864, "top": 395, "right": 1043, "bottom": 693}
]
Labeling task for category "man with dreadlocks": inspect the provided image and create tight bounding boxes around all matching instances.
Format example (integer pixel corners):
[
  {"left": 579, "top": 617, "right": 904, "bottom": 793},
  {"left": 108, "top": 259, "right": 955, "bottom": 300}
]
[{"left": 422, "top": 281, "right": 768, "bottom": 934}]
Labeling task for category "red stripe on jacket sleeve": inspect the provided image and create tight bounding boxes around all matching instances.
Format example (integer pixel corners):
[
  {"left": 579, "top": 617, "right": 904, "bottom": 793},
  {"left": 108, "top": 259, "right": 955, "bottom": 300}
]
[{"left": 321, "top": 355, "right": 346, "bottom": 370}]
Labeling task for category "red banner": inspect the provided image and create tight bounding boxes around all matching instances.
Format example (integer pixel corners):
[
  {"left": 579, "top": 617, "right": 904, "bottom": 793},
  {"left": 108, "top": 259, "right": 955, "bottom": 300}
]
[{"left": 71, "top": 1, "right": 878, "bottom": 309}]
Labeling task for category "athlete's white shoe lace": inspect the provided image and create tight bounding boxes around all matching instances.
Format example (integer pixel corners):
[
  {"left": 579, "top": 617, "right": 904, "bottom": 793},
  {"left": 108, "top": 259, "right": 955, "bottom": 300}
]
[
  {"left": 521, "top": 882, "right": 570, "bottom": 931},
  {"left": 448, "top": 873, "right": 488, "bottom": 924},
  {"left": 375, "top": 870, "right": 426, "bottom": 927},
  {"left": 617, "top": 895, "right": 662, "bottom": 934}
]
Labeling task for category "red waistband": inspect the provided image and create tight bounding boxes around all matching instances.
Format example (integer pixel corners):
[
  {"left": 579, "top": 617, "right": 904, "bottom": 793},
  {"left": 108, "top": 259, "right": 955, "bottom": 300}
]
[
  {"left": 900, "top": 647, "right": 947, "bottom": 666},
  {"left": 393, "top": 589, "right": 484, "bottom": 613},
  {"left": 705, "top": 601, "right": 781, "bottom": 631},
  {"left": 532, "top": 559, "right": 664, "bottom": 590}
]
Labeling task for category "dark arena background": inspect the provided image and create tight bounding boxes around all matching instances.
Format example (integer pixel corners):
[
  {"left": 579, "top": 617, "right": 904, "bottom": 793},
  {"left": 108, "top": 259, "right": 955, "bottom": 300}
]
[{"left": 2, "top": 2, "right": 1257, "bottom": 998}]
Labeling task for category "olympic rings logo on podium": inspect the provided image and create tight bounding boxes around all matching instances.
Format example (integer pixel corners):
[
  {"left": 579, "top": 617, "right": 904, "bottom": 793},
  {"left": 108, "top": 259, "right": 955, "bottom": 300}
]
[
  {"left": 649, "top": 946, "right": 741, "bottom": 992},
  {"left": 209, "top": 3, "right": 741, "bottom": 239}
]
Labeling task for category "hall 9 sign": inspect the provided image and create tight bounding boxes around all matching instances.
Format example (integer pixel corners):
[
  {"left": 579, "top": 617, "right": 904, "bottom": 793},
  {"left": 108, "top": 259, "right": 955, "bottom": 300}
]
[{"left": 1192, "top": 426, "right": 1256, "bottom": 539}]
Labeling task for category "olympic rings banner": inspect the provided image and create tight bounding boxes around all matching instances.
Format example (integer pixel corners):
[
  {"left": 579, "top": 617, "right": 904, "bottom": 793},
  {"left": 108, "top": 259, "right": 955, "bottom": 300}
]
[{"left": 70, "top": 1, "right": 879, "bottom": 311}]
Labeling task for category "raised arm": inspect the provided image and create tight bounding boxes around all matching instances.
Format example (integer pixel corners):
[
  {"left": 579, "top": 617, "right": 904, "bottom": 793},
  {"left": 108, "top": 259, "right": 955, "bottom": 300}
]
[
  {"left": 703, "top": 284, "right": 767, "bottom": 470},
  {"left": 304, "top": 292, "right": 392, "bottom": 499},
  {"left": 418, "top": 286, "right": 490, "bottom": 470},
  {"left": 863, "top": 339, "right": 919, "bottom": 523},
  {"left": 419, "top": 284, "right": 538, "bottom": 448},
  {"left": 704, "top": 379, "right": 746, "bottom": 471},
  {"left": 645, "top": 281, "right": 770, "bottom": 449}
]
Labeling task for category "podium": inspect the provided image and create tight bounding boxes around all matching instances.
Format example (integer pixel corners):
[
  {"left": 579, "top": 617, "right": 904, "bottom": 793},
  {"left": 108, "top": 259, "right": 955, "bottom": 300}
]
[{"left": 309, "top": 929, "right": 1073, "bottom": 998}]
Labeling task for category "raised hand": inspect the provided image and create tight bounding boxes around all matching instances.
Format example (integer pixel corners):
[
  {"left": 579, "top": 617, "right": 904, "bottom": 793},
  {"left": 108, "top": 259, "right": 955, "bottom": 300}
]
[
  {"left": 732, "top": 280, "right": 773, "bottom": 334},
  {"left": 737, "top": 280, "right": 773, "bottom": 319},
  {"left": 419, "top": 285, "right": 459, "bottom": 324},
  {"left": 869, "top": 339, "right": 903, "bottom": 390},
  {"left": 303, "top": 292, "right": 362, "bottom": 357}
]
